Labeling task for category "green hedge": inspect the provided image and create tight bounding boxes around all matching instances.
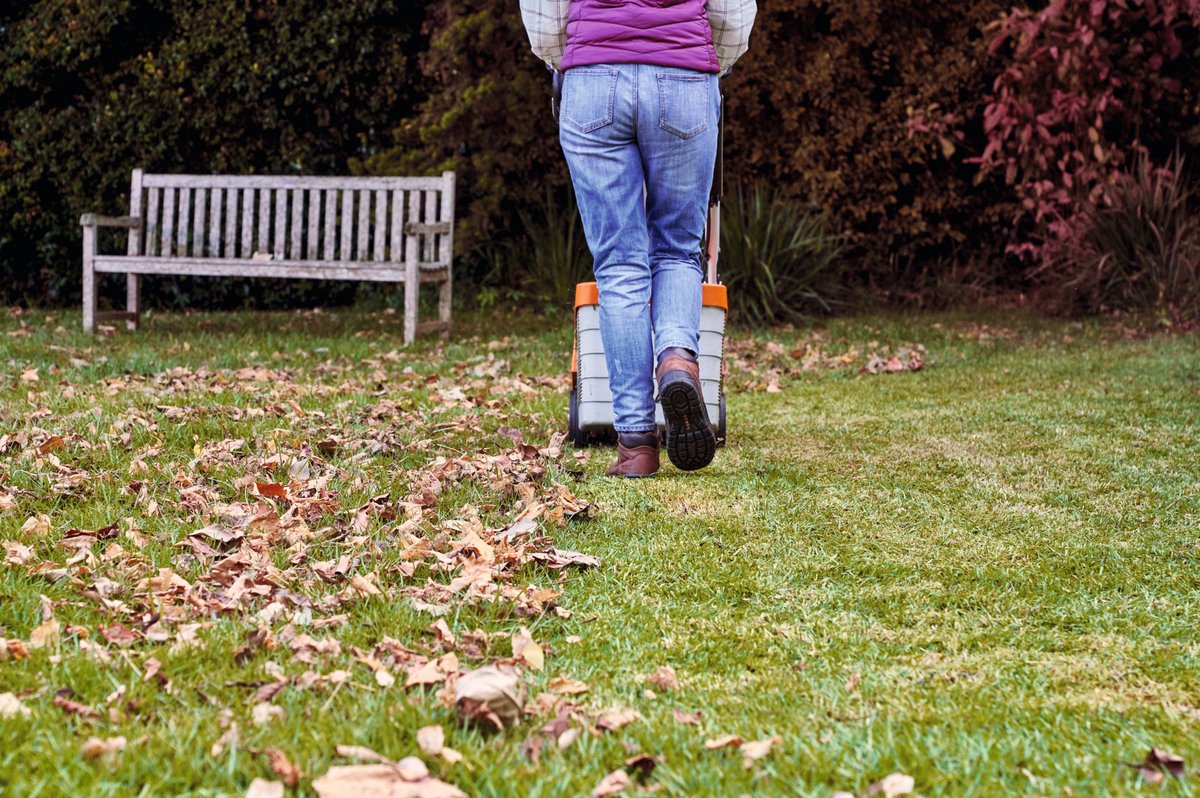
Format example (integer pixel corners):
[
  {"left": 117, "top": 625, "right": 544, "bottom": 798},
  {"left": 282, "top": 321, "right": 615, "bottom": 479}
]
[
  {"left": 0, "top": 0, "right": 429, "bottom": 307},
  {"left": 4, "top": 1, "right": 1196, "bottom": 310}
]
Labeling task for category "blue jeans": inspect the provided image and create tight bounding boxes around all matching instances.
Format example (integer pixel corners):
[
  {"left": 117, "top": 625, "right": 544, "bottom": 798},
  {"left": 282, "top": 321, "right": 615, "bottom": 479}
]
[{"left": 560, "top": 63, "right": 720, "bottom": 434}]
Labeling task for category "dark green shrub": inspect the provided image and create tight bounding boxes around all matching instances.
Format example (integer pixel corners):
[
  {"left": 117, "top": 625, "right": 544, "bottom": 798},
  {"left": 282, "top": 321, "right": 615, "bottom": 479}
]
[
  {"left": 719, "top": 184, "right": 844, "bottom": 327},
  {"left": 0, "top": 0, "right": 429, "bottom": 307},
  {"left": 362, "top": 0, "right": 569, "bottom": 273}
]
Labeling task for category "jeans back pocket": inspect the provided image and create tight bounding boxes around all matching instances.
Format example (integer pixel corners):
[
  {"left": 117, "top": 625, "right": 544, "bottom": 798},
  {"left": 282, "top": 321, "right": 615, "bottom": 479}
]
[
  {"left": 562, "top": 69, "right": 619, "bottom": 134},
  {"left": 658, "top": 73, "right": 711, "bottom": 140}
]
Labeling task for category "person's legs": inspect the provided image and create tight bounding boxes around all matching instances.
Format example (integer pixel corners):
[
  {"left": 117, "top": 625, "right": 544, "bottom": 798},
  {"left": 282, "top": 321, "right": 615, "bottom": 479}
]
[
  {"left": 559, "top": 64, "right": 658, "bottom": 440},
  {"left": 637, "top": 66, "right": 720, "bottom": 471},
  {"left": 637, "top": 67, "right": 720, "bottom": 362}
]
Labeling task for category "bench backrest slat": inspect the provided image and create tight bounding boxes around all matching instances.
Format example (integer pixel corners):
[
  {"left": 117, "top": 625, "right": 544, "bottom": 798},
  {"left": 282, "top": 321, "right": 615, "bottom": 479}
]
[
  {"left": 289, "top": 190, "right": 304, "bottom": 259},
  {"left": 389, "top": 189, "right": 404, "bottom": 266},
  {"left": 356, "top": 190, "right": 370, "bottom": 261},
  {"left": 127, "top": 174, "right": 452, "bottom": 265},
  {"left": 439, "top": 174, "right": 455, "bottom": 269},
  {"left": 208, "top": 189, "right": 221, "bottom": 257},
  {"left": 373, "top": 189, "right": 387, "bottom": 263},
  {"left": 176, "top": 189, "right": 191, "bottom": 257},
  {"left": 338, "top": 190, "right": 354, "bottom": 262},
  {"left": 127, "top": 170, "right": 144, "bottom": 257},
  {"left": 161, "top": 189, "right": 176, "bottom": 257},
  {"left": 193, "top": 188, "right": 207, "bottom": 257}
]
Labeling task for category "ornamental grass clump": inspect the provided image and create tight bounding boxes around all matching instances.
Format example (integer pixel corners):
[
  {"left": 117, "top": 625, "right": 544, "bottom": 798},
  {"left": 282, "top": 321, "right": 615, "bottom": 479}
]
[
  {"left": 514, "top": 188, "right": 594, "bottom": 307},
  {"left": 719, "top": 184, "right": 844, "bottom": 327},
  {"left": 1048, "top": 153, "right": 1200, "bottom": 324}
]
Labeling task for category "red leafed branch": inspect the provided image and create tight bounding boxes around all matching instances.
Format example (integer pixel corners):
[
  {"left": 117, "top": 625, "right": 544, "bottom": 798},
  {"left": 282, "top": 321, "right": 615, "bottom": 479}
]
[{"left": 972, "top": 0, "right": 1200, "bottom": 260}]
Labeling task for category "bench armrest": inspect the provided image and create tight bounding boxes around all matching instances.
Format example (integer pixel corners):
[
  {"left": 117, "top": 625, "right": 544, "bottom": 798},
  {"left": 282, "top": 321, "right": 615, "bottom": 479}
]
[{"left": 80, "top": 214, "right": 141, "bottom": 229}]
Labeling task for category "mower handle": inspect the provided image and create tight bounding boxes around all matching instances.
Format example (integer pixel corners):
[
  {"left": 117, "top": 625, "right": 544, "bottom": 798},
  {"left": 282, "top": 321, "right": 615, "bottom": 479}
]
[{"left": 706, "top": 96, "right": 724, "bottom": 284}]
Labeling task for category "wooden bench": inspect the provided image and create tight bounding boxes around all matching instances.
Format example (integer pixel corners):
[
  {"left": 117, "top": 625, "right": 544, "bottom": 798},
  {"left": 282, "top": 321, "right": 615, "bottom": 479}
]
[{"left": 81, "top": 169, "right": 456, "bottom": 343}]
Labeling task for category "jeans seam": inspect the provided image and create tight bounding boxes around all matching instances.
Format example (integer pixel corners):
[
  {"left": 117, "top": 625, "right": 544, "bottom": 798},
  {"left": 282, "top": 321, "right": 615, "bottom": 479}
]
[{"left": 632, "top": 64, "right": 638, "bottom": 128}]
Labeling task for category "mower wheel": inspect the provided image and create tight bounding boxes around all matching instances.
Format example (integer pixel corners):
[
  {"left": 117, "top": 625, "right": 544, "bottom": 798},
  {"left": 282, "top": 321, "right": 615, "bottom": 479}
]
[
  {"left": 715, "top": 394, "right": 727, "bottom": 446},
  {"left": 568, "top": 386, "right": 589, "bottom": 448}
]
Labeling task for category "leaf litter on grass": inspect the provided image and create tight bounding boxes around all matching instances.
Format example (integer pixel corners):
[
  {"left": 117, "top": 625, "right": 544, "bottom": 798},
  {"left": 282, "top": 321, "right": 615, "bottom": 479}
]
[{"left": 0, "top": 346, "right": 604, "bottom": 795}]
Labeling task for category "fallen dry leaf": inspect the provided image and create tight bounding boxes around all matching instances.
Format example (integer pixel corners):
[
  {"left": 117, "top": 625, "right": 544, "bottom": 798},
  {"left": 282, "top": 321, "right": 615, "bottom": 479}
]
[
  {"left": 417, "top": 726, "right": 445, "bottom": 757},
  {"left": 334, "top": 745, "right": 391, "bottom": 764},
  {"left": 245, "top": 778, "right": 285, "bottom": 798},
  {"left": 704, "top": 735, "right": 743, "bottom": 750},
  {"left": 673, "top": 709, "right": 703, "bottom": 725},
  {"left": 312, "top": 764, "right": 466, "bottom": 798},
  {"left": 548, "top": 675, "right": 589, "bottom": 696},
  {"left": 29, "top": 617, "right": 60, "bottom": 649},
  {"left": 511, "top": 626, "right": 545, "bottom": 672},
  {"left": 212, "top": 724, "right": 240, "bottom": 758},
  {"left": 265, "top": 747, "right": 301, "bottom": 787},
  {"left": 4, "top": 540, "right": 33, "bottom": 565},
  {"left": 53, "top": 693, "right": 100, "bottom": 718},
  {"left": 624, "top": 753, "right": 664, "bottom": 782},
  {"left": 251, "top": 702, "right": 285, "bottom": 726},
  {"left": 0, "top": 692, "right": 31, "bottom": 718},
  {"left": 81, "top": 736, "right": 126, "bottom": 761},
  {"left": 19, "top": 514, "right": 52, "bottom": 537},
  {"left": 455, "top": 666, "right": 525, "bottom": 731},
  {"left": 530, "top": 548, "right": 601, "bottom": 569},
  {"left": 739, "top": 735, "right": 782, "bottom": 768},
  {"left": 1132, "top": 748, "right": 1186, "bottom": 785},
  {"left": 596, "top": 707, "right": 642, "bottom": 733},
  {"left": 592, "top": 769, "right": 632, "bottom": 797},
  {"left": 100, "top": 624, "right": 138, "bottom": 647},
  {"left": 646, "top": 665, "right": 677, "bottom": 691},
  {"left": 868, "top": 771, "right": 915, "bottom": 797}
]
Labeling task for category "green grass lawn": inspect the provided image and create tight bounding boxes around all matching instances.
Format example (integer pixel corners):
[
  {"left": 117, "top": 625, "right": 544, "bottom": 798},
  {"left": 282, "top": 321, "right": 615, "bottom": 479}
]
[{"left": 0, "top": 306, "right": 1197, "bottom": 797}]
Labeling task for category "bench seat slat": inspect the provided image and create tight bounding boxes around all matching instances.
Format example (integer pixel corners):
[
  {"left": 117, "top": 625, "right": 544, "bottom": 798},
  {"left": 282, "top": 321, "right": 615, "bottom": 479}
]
[{"left": 92, "top": 256, "right": 441, "bottom": 283}]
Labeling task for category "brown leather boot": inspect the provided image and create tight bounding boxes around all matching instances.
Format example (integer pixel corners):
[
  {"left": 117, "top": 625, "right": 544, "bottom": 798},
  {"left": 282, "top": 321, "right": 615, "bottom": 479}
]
[
  {"left": 656, "top": 354, "right": 716, "bottom": 471},
  {"left": 605, "top": 443, "right": 660, "bottom": 478}
]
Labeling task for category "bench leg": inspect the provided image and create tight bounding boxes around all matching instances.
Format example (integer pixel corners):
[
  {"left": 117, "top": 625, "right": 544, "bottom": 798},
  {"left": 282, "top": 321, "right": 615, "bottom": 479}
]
[
  {"left": 437, "top": 273, "right": 452, "bottom": 339},
  {"left": 404, "top": 263, "right": 419, "bottom": 345},
  {"left": 82, "top": 226, "right": 97, "bottom": 334},
  {"left": 126, "top": 275, "right": 141, "bottom": 331}
]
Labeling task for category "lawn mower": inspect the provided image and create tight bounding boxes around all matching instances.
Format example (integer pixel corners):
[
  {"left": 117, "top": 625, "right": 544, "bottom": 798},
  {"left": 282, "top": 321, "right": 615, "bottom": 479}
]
[{"left": 566, "top": 97, "right": 728, "bottom": 449}]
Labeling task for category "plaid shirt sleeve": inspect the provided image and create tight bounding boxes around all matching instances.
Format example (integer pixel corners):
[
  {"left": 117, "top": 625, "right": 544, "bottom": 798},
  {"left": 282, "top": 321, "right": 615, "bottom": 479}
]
[
  {"left": 519, "top": 0, "right": 570, "bottom": 69},
  {"left": 707, "top": 0, "right": 757, "bottom": 74}
]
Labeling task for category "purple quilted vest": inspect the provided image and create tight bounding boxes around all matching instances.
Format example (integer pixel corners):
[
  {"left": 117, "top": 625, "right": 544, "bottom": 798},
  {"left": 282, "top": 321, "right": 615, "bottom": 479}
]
[{"left": 560, "top": 0, "right": 719, "bottom": 73}]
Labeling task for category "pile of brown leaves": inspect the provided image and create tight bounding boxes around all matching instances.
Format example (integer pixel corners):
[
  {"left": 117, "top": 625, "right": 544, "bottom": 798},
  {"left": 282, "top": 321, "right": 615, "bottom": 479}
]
[
  {"left": 1, "top": 341, "right": 603, "bottom": 796},
  {"left": 726, "top": 336, "right": 927, "bottom": 393}
]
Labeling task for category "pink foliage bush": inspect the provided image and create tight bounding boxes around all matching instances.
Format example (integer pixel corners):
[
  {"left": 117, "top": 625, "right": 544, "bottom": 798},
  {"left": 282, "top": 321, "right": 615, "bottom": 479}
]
[{"left": 972, "top": 0, "right": 1200, "bottom": 261}]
